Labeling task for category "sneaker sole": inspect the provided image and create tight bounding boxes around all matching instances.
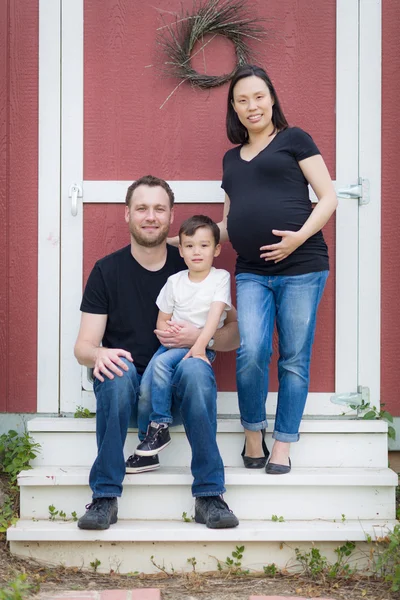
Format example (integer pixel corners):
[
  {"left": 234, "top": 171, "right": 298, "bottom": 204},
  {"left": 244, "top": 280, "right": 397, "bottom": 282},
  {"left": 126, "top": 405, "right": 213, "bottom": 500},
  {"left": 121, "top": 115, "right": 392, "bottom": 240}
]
[
  {"left": 194, "top": 514, "right": 239, "bottom": 529},
  {"left": 135, "top": 439, "right": 172, "bottom": 457},
  {"left": 77, "top": 514, "right": 118, "bottom": 530},
  {"left": 125, "top": 463, "right": 160, "bottom": 474}
]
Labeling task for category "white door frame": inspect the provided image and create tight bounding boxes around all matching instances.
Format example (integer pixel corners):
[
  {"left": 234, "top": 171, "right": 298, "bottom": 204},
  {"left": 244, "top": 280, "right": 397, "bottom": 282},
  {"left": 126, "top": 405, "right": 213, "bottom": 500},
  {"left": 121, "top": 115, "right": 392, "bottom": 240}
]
[{"left": 37, "top": 0, "right": 381, "bottom": 414}]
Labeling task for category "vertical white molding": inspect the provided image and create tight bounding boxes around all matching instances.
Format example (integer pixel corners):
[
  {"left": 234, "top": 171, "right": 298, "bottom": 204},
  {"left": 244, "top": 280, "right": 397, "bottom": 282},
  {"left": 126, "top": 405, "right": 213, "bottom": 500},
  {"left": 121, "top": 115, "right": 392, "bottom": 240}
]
[
  {"left": 37, "top": 0, "right": 61, "bottom": 412},
  {"left": 358, "top": 0, "right": 381, "bottom": 407},
  {"left": 60, "top": 0, "right": 84, "bottom": 413},
  {"left": 335, "top": 0, "right": 360, "bottom": 394}
]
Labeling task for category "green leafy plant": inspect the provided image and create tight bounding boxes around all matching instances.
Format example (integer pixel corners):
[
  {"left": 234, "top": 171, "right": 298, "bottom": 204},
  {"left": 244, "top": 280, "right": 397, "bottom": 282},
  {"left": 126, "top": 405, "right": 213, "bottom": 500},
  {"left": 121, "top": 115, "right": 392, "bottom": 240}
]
[
  {"left": 341, "top": 513, "right": 346, "bottom": 522},
  {"left": 181, "top": 511, "right": 194, "bottom": 523},
  {"left": 0, "top": 574, "right": 38, "bottom": 600},
  {"left": 263, "top": 563, "right": 278, "bottom": 577},
  {"left": 90, "top": 558, "right": 101, "bottom": 572},
  {"left": 187, "top": 556, "right": 197, "bottom": 572},
  {"left": 350, "top": 401, "right": 395, "bottom": 440},
  {"left": 295, "top": 542, "right": 356, "bottom": 581},
  {"left": 216, "top": 545, "right": 249, "bottom": 575},
  {"left": 48, "top": 505, "right": 59, "bottom": 521},
  {"left": 0, "top": 430, "right": 41, "bottom": 486},
  {"left": 0, "top": 496, "right": 18, "bottom": 533},
  {"left": 74, "top": 405, "right": 95, "bottom": 418},
  {"left": 374, "top": 524, "right": 400, "bottom": 591},
  {"left": 271, "top": 514, "right": 285, "bottom": 522}
]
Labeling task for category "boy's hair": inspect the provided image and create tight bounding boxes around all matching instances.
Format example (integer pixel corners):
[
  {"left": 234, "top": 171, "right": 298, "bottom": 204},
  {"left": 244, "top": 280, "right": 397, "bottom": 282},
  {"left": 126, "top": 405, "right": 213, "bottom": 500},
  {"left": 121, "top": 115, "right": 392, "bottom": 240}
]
[
  {"left": 125, "top": 175, "right": 175, "bottom": 208},
  {"left": 179, "top": 215, "right": 220, "bottom": 246}
]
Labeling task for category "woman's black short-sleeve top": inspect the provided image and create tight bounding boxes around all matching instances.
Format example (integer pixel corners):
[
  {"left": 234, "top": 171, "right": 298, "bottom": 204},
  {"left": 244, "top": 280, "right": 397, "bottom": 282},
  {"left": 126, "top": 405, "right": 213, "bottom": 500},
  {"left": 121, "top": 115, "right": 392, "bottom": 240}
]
[{"left": 221, "top": 126, "right": 329, "bottom": 276}]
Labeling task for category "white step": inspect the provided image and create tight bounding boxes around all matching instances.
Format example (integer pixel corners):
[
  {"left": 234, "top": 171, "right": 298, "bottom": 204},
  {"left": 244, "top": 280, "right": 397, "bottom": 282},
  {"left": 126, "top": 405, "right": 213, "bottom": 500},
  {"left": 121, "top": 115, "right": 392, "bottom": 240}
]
[
  {"left": 18, "top": 466, "right": 398, "bottom": 522},
  {"left": 8, "top": 519, "right": 396, "bottom": 573},
  {"left": 28, "top": 418, "right": 389, "bottom": 468}
]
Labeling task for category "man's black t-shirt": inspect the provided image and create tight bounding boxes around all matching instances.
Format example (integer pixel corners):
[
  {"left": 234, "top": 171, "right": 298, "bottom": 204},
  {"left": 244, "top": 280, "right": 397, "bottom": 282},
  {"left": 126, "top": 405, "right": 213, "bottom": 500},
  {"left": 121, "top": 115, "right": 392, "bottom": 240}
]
[
  {"left": 221, "top": 126, "right": 329, "bottom": 276},
  {"left": 80, "top": 245, "right": 186, "bottom": 374}
]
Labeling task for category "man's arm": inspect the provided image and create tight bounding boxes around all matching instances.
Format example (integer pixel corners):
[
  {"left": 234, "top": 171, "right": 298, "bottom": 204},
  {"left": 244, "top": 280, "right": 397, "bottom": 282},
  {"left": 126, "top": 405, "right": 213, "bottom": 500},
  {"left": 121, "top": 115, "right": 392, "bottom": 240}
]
[
  {"left": 154, "top": 305, "right": 239, "bottom": 352},
  {"left": 74, "top": 312, "right": 133, "bottom": 382}
]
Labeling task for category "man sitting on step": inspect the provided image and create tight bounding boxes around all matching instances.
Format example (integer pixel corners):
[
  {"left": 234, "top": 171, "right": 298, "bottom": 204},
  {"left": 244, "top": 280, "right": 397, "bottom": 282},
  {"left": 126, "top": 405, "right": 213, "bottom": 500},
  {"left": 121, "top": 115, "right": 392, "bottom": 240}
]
[{"left": 74, "top": 175, "right": 240, "bottom": 531}]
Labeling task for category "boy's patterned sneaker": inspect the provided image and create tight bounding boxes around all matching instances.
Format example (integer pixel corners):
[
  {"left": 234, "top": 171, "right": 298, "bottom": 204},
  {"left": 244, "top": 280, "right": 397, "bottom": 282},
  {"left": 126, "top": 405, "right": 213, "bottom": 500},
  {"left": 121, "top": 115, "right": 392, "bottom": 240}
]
[
  {"left": 135, "top": 422, "right": 171, "bottom": 456},
  {"left": 125, "top": 453, "right": 160, "bottom": 473}
]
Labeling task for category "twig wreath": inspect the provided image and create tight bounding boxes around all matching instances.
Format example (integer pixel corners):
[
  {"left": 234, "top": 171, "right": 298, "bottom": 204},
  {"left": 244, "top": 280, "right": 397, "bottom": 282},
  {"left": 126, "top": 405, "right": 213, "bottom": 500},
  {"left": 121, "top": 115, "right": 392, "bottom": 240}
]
[{"left": 156, "top": 0, "right": 265, "bottom": 92}]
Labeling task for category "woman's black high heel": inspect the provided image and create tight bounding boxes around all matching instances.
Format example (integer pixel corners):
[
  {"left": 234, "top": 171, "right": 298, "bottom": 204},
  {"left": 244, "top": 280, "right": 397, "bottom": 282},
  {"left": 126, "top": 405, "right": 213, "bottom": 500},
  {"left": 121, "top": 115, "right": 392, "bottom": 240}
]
[{"left": 241, "top": 429, "right": 270, "bottom": 469}]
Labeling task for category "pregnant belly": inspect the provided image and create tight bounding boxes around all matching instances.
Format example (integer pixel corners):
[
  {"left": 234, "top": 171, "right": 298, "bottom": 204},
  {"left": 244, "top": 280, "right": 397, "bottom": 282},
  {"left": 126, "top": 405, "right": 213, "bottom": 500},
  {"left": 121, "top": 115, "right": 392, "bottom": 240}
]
[{"left": 227, "top": 205, "right": 308, "bottom": 263}]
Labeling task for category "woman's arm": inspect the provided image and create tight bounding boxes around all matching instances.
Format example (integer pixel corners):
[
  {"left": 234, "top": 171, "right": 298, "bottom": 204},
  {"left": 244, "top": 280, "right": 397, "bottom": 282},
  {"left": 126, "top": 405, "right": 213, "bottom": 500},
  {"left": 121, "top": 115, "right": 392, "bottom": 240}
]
[{"left": 260, "top": 155, "right": 338, "bottom": 263}]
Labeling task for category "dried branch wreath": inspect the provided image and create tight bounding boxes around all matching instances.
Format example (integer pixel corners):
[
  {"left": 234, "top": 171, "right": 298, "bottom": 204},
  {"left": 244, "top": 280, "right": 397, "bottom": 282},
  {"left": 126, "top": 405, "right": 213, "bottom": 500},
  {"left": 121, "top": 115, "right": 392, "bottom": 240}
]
[{"left": 156, "top": 0, "right": 265, "bottom": 90}]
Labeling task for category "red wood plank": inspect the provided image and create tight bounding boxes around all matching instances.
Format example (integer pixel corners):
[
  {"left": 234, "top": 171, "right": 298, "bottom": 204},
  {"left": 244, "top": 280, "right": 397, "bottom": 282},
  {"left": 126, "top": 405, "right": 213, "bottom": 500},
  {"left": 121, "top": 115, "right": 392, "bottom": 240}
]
[
  {"left": 381, "top": 0, "right": 400, "bottom": 416},
  {"left": 2, "top": 0, "right": 39, "bottom": 412},
  {"left": 0, "top": 1, "right": 9, "bottom": 411}
]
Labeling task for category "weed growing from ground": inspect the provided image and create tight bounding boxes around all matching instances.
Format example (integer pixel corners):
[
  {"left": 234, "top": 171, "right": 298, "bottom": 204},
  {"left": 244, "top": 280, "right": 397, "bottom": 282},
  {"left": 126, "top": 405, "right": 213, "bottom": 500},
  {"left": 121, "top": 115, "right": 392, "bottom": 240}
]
[{"left": 74, "top": 406, "right": 95, "bottom": 418}]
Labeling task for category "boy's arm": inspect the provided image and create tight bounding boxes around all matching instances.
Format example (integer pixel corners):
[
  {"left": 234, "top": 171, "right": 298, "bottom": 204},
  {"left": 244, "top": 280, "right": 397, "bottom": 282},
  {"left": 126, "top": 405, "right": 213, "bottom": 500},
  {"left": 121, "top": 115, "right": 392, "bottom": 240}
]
[
  {"left": 156, "top": 310, "right": 173, "bottom": 331},
  {"left": 184, "top": 301, "right": 227, "bottom": 363}
]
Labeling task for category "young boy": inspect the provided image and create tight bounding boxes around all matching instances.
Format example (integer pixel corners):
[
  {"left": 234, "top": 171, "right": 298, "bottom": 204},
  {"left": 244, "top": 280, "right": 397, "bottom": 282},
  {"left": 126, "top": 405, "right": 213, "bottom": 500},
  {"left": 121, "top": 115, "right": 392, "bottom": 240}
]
[{"left": 134, "top": 215, "right": 231, "bottom": 456}]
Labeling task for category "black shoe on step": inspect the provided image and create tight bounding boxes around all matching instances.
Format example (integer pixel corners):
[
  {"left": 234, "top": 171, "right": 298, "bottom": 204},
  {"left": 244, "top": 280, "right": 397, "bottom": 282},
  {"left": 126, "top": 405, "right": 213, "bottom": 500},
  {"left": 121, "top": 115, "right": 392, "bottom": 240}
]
[
  {"left": 241, "top": 429, "right": 270, "bottom": 469},
  {"left": 135, "top": 422, "right": 171, "bottom": 456},
  {"left": 77, "top": 497, "right": 118, "bottom": 530},
  {"left": 195, "top": 496, "right": 239, "bottom": 529},
  {"left": 125, "top": 453, "right": 160, "bottom": 473},
  {"left": 265, "top": 457, "right": 292, "bottom": 475}
]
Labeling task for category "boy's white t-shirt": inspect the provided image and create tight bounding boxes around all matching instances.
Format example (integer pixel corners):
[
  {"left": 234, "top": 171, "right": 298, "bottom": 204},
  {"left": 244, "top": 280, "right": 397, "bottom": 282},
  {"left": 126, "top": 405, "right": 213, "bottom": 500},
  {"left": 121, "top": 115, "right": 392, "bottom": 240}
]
[{"left": 156, "top": 267, "right": 231, "bottom": 330}]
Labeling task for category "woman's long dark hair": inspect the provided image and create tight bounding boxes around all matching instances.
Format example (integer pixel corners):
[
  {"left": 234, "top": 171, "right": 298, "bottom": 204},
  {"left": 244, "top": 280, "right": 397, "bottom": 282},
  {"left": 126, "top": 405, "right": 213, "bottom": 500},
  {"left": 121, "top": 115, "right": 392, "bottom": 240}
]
[{"left": 226, "top": 64, "right": 288, "bottom": 145}]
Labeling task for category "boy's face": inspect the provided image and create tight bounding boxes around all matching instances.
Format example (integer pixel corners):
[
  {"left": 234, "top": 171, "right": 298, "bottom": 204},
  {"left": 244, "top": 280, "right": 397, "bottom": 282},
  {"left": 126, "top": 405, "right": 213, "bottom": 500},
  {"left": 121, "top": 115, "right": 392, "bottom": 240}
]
[{"left": 179, "top": 227, "right": 221, "bottom": 274}]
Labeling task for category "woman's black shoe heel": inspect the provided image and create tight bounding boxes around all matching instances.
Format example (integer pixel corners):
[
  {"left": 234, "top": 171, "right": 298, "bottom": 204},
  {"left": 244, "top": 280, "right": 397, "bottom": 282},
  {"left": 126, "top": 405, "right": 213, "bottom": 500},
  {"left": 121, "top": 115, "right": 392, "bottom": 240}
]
[
  {"left": 265, "top": 457, "right": 291, "bottom": 475},
  {"left": 241, "top": 430, "right": 270, "bottom": 469}
]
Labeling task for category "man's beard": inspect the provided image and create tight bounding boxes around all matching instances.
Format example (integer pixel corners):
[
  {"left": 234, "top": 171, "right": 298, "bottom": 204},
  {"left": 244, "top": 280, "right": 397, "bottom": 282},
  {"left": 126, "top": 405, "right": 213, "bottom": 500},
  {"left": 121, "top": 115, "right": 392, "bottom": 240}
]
[{"left": 129, "top": 223, "right": 169, "bottom": 248}]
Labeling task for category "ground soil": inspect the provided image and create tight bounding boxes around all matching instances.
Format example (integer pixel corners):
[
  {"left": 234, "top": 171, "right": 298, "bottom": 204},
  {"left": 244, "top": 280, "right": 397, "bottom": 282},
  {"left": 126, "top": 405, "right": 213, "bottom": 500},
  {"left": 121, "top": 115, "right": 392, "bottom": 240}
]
[{"left": 1, "top": 538, "right": 399, "bottom": 600}]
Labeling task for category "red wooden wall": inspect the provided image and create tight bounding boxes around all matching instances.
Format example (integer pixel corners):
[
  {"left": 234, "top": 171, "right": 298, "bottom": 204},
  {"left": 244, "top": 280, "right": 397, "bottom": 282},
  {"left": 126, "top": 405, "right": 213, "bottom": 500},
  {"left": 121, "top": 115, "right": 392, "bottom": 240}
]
[
  {"left": 0, "top": 1, "right": 38, "bottom": 413},
  {"left": 381, "top": 0, "right": 400, "bottom": 416},
  {"left": 0, "top": 0, "right": 399, "bottom": 414}
]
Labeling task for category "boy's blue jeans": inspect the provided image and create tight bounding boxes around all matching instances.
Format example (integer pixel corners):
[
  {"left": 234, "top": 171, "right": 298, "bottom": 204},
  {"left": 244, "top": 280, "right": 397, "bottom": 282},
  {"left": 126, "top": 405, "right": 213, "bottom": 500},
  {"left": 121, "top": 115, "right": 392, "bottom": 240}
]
[
  {"left": 148, "top": 345, "right": 216, "bottom": 424},
  {"left": 89, "top": 353, "right": 225, "bottom": 499},
  {"left": 236, "top": 270, "right": 328, "bottom": 442}
]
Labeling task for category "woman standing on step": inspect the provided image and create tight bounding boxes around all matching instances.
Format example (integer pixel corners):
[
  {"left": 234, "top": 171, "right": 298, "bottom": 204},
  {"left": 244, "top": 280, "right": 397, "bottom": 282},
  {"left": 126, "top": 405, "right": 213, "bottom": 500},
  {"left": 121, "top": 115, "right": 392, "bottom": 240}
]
[{"left": 217, "top": 64, "right": 337, "bottom": 473}]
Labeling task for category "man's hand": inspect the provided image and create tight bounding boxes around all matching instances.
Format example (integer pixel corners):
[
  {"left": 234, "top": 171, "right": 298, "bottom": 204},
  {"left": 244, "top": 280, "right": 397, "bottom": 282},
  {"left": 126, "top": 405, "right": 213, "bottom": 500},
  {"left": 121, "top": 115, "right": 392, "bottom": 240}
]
[
  {"left": 93, "top": 347, "right": 133, "bottom": 382},
  {"left": 154, "top": 320, "right": 200, "bottom": 349}
]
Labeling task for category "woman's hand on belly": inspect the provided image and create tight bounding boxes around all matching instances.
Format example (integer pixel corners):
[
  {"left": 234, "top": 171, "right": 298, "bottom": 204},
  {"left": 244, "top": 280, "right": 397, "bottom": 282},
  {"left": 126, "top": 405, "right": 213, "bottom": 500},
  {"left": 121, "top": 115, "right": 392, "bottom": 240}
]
[{"left": 260, "top": 229, "right": 305, "bottom": 263}]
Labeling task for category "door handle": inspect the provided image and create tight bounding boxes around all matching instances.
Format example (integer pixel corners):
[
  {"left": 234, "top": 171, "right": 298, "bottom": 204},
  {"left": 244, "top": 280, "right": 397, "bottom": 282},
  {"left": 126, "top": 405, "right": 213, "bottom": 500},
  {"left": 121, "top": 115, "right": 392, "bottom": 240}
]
[{"left": 68, "top": 183, "right": 83, "bottom": 216}]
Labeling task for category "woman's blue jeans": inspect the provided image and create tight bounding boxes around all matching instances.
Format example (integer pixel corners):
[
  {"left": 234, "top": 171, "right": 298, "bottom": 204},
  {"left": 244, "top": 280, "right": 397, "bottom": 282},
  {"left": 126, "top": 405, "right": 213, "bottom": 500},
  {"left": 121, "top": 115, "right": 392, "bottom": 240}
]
[
  {"left": 89, "top": 354, "right": 225, "bottom": 499},
  {"left": 236, "top": 270, "right": 328, "bottom": 442}
]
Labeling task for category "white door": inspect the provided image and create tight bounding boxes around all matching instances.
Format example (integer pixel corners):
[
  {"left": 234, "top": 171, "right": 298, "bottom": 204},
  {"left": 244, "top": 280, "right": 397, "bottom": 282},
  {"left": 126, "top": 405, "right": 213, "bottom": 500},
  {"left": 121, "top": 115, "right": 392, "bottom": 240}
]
[{"left": 37, "top": 0, "right": 381, "bottom": 415}]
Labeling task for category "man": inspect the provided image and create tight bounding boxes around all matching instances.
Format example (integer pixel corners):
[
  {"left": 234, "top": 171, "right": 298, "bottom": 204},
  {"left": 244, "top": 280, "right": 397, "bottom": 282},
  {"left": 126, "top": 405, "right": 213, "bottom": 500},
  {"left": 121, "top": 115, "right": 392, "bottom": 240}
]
[{"left": 74, "top": 175, "right": 240, "bottom": 531}]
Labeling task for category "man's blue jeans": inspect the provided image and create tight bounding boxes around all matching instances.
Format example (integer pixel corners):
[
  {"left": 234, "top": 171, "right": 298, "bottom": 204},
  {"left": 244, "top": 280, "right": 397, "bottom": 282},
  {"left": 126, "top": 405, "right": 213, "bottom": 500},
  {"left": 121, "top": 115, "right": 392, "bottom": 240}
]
[
  {"left": 148, "top": 345, "right": 216, "bottom": 424},
  {"left": 236, "top": 270, "right": 328, "bottom": 442},
  {"left": 89, "top": 354, "right": 225, "bottom": 499}
]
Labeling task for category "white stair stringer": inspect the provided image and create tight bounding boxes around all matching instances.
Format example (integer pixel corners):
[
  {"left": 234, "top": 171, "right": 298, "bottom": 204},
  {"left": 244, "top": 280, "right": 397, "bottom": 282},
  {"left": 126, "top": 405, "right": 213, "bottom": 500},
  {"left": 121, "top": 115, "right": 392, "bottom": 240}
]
[{"left": 8, "top": 519, "right": 397, "bottom": 574}]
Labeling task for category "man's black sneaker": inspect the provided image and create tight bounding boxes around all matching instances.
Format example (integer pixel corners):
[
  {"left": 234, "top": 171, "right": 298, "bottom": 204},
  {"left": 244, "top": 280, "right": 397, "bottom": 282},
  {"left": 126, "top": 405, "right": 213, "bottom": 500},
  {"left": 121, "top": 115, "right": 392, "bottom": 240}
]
[
  {"left": 77, "top": 497, "right": 118, "bottom": 530},
  {"left": 135, "top": 422, "right": 171, "bottom": 456},
  {"left": 125, "top": 453, "right": 160, "bottom": 473},
  {"left": 195, "top": 496, "right": 239, "bottom": 529}
]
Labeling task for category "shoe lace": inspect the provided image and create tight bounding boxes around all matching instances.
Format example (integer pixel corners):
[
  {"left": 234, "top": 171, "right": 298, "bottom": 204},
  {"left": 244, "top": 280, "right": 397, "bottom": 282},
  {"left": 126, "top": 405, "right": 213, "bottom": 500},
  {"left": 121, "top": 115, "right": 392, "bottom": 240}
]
[
  {"left": 206, "top": 495, "right": 233, "bottom": 514},
  {"left": 85, "top": 498, "right": 112, "bottom": 512}
]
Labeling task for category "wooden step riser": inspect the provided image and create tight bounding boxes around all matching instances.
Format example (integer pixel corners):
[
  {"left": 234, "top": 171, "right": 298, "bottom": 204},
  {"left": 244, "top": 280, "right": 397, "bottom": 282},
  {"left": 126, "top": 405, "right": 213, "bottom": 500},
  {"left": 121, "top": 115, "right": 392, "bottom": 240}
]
[
  {"left": 19, "top": 484, "right": 396, "bottom": 521},
  {"left": 30, "top": 431, "right": 388, "bottom": 469},
  {"left": 9, "top": 539, "right": 373, "bottom": 574}
]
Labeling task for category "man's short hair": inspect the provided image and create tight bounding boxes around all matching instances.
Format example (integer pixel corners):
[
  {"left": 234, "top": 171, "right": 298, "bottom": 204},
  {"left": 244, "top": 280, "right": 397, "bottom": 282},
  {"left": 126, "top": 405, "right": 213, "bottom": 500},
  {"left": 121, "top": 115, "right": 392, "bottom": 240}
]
[
  {"left": 125, "top": 175, "right": 175, "bottom": 208},
  {"left": 179, "top": 215, "right": 220, "bottom": 246}
]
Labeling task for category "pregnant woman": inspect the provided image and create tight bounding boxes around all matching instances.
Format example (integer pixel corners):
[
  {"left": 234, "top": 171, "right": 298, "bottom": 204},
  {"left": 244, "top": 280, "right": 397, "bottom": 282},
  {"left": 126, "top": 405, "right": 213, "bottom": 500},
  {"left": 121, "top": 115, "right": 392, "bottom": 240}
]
[{"left": 218, "top": 64, "right": 337, "bottom": 473}]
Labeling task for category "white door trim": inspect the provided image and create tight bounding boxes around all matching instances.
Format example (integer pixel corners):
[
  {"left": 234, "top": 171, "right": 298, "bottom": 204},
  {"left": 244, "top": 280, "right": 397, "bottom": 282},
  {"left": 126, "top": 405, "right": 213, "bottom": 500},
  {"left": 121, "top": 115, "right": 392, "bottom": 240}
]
[
  {"left": 37, "top": 0, "right": 61, "bottom": 413},
  {"left": 358, "top": 0, "right": 381, "bottom": 406},
  {"left": 50, "top": 0, "right": 380, "bottom": 413}
]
